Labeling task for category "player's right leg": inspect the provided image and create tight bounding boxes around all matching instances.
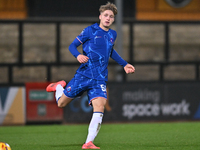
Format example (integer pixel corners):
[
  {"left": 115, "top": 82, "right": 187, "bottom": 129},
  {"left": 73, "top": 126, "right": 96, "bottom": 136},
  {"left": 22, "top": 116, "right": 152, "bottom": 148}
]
[
  {"left": 46, "top": 80, "right": 73, "bottom": 108},
  {"left": 46, "top": 80, "right": 66, "bottom": 92},
  {"left": 57, "top": 93, "right": 73, "bottom": 108}
]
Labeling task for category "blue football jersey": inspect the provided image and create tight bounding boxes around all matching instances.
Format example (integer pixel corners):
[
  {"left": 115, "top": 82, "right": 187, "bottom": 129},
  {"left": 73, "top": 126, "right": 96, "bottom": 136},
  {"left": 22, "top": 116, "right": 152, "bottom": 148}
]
[{"left": 69, "top": 23, "right": 127, "bottom": 81}]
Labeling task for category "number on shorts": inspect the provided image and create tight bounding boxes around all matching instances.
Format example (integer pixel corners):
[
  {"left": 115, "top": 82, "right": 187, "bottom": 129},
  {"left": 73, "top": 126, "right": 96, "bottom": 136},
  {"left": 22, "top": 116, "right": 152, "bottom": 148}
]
[{"left": 100, "top": 84, "right": 106, "bottom": 92}]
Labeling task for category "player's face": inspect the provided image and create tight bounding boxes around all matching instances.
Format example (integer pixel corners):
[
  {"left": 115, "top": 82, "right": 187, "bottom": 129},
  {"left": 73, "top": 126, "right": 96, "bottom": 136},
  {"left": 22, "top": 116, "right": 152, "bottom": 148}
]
[{"left": 99, "top": 10, "right": 115, "bottom": 31}]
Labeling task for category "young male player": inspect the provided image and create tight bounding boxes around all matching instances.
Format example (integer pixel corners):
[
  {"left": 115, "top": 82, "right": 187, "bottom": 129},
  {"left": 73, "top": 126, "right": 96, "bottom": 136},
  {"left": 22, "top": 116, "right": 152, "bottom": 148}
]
[{"left": 46, "top": 2, "right": 135, "bottom": 149}]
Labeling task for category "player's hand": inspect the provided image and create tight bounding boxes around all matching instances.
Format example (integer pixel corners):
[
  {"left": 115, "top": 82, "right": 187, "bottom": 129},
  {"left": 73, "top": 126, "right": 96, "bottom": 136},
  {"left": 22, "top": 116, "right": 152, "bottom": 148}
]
[
  {"left": 124, "top": 64, "right": 135, "bottom": 74},
  {"left": 77, "top": 54, "right": 89, "bottom": 63}
]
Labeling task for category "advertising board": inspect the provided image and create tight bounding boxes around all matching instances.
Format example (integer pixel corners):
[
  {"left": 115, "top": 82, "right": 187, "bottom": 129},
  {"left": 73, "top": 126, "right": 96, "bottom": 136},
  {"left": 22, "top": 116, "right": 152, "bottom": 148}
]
[
  {"left": 64, "top": 82, "right": 200, "bottom": 123},
  {"left": 0, "top": 87, "right": 25, "bottom": 125}
]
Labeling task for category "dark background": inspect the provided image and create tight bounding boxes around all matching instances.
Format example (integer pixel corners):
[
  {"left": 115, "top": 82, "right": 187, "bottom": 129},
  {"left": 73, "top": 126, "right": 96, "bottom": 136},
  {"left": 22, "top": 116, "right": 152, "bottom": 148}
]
[{"left": 27, "top": 0, "right": 136, "bottom": 18}]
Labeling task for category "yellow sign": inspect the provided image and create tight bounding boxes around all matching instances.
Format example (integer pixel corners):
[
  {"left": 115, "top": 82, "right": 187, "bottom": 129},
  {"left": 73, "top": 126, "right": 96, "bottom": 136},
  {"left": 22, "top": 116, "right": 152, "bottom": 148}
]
[{"left": 0, "top": 87, "right": 25, "bottom": 125}]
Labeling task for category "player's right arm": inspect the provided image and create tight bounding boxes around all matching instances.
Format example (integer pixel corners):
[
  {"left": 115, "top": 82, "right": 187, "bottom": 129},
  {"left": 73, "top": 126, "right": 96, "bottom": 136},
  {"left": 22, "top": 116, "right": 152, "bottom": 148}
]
[
  {"left": 68, "top": 38, "right": 82, "bottom": 58},
  {"left": 77, "top": 54, "right": 89, "bottom": 63},
  {"left": 68, "top": 27, "right": 90, "bottom": 63},
  {"left": 69, "top": 38, "right": 89, "bottom": 63}
]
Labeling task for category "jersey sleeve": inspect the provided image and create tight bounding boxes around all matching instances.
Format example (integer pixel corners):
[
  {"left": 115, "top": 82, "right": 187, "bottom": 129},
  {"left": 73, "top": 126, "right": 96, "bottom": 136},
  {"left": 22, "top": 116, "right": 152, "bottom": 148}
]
[
  {"left": 68, "top": 27, "right": 90, "bottom": 58},
  {"left": 76, "top": 27, "right": 90, "bottom": 44},
  {"left": 110, "top": 30, "right": 127, "bottom": 67},
  {"left": 110, "top": 49, "right": 128, "bottom": 67},
  {"left": 68, "top": 38, "right": 82, "bottom": 58}
]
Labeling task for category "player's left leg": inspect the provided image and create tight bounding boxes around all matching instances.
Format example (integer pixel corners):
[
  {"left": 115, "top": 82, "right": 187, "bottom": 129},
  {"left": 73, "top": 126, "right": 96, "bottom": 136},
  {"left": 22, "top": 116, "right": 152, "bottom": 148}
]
[
  {"left": 105, "top": 87, "right": 112, "bottom": 111},
  {"left": 86, "top": 80, "right": 107, "bottom": 142},
  {"left": 82, "top": 97, "right": 106, "bottom": 149},
  {"left": 92, "top": 97, "right": 107, "bottom": 112}
]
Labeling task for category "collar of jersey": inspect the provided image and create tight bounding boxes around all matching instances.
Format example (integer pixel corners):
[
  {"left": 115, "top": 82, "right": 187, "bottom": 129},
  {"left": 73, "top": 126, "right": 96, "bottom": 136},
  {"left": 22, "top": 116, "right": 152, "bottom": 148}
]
[{"left": 93, "top": 23, "right": 110, "bottom": 33}]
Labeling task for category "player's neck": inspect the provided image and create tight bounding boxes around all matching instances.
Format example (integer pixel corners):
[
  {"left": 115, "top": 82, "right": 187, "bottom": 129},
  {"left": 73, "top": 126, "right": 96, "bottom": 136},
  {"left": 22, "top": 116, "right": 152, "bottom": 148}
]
[{"left": 99, "top": 24, "right": 109, "bottom": 31}]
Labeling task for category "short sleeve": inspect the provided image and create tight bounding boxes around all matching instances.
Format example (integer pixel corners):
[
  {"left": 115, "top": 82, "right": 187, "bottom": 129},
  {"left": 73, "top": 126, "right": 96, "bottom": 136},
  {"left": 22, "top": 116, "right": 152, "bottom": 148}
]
[{"left": 76, "top": 27, "right": 90, "bottom": 44}]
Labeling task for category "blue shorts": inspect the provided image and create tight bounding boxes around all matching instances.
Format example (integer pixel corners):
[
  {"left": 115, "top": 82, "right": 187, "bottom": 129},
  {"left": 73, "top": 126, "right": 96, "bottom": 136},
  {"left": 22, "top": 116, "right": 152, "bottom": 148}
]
[{"left": 63, "top": 73, "right": 107, "bottom": 105}]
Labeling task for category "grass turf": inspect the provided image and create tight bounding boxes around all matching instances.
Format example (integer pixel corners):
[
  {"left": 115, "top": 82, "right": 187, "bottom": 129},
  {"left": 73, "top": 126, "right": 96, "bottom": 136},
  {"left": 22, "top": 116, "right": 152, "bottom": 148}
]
[{"left": 0, "top": 122, "right": 200, "bottom": 150}]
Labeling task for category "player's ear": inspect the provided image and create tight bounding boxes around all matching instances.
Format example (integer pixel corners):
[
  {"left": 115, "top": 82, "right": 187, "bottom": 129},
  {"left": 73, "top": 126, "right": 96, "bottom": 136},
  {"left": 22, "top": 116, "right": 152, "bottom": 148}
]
[{"left": 99, "top": 14, "right": 101, "bottom": 20}]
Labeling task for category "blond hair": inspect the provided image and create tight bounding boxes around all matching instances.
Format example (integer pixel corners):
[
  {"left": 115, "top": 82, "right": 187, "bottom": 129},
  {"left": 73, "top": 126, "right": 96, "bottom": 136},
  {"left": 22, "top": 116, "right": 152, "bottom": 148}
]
[{"left": 99, "top": 2, "right": 118, "bottom": 15}]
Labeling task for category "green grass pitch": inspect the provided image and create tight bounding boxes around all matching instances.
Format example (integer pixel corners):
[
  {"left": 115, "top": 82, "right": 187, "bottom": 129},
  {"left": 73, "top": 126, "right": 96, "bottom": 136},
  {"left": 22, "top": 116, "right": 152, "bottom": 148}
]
[{"left": 0, "top": 122, "right": 200, "bottom": 150}]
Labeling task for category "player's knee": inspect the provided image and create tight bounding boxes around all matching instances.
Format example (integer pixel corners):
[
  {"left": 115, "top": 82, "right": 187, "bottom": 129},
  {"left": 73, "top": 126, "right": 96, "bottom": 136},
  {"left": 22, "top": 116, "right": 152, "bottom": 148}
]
[
  {"left": 57, "top": 101, "right": 66, "bottom": 108},
  {"left": 100, "top": 105, "right": 105, "bottom": 111},
  {"left": 94, "top": 105, "right": 105, "bottom": 112}
]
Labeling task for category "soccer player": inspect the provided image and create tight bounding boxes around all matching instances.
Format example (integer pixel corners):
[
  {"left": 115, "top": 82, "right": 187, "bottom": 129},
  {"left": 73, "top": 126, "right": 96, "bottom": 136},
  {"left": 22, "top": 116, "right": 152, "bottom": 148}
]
[{"left": 46, "top": 2, "right": 135, "bottom": 149}]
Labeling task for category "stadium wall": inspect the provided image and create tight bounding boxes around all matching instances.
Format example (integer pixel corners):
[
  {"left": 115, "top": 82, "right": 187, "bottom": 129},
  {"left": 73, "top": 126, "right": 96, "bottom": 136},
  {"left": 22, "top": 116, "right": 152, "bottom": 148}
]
[{"left": 1, "top": 81, "right": 200, "bottom": 125}]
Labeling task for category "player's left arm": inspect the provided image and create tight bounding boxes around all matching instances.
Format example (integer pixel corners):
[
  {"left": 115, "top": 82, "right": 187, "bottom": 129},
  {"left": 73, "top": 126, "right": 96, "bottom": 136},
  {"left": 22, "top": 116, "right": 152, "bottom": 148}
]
[
  {"left": 110, "top": 49, "right": 135, "bottom": 74},
  {"left": 124, "top": 64, "right": 135, "bottom": 74}
]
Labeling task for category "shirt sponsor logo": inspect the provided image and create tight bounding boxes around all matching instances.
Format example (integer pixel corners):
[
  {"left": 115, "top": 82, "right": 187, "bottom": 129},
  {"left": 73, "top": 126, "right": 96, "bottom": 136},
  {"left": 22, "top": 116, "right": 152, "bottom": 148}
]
[{"left": 95, "top": 36, "right": 102, "bottom": 39}]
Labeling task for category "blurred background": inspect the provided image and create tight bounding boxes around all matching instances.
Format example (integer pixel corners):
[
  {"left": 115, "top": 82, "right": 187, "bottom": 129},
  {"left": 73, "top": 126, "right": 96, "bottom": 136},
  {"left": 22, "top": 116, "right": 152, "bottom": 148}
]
[{"left": 0, "top": 0, "right": 200, "bottom": 125}]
